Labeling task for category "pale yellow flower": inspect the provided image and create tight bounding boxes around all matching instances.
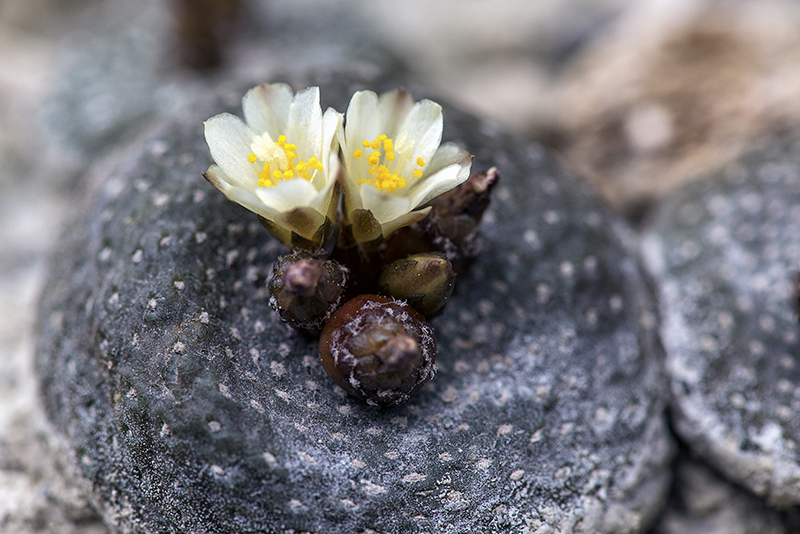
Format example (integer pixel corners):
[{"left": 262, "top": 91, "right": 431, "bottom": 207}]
[
  {"left": 203, "top": 83, "right": 342, "bottom": 247},
  {"left": 338, "top": 90, "right": 472, "bottom": 243}
]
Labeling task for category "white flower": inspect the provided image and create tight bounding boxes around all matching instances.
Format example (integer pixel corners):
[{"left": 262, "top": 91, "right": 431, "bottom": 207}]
[
  {"left": 203, "top": 83, "right": 342, "bottom": 247},
  {"left": 338, "top": 89, "right": 472, "bottom": 243}
]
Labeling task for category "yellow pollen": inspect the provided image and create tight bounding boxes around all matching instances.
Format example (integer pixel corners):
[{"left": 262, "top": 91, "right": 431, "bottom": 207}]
[
  {"left": 354, "top": 134, "right": 427, "bottom": 193},
  {"left": 249, "top": 134, "right": 320, "bottom": 187}
]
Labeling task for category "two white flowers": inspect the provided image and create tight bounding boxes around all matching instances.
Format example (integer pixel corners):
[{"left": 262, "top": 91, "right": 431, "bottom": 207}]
[{"left": 203, "top": 83, "right": 472, "bottom": 248}]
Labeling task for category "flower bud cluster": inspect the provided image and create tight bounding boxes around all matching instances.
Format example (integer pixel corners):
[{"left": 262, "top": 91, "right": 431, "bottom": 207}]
[{"left": 203, "top": 83, "right": 498, "bottom": 405}]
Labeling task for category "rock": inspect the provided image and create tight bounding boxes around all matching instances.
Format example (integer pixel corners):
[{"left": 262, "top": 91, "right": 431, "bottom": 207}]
[
  {"left": 642, "top": 127, "right": 800, "bottom": 507},
  {"left": 35, "top": 72, "right": 672, "bottom": 534},
  {"left": 648, "top": 452, "right": 798, "bottom": 534}
]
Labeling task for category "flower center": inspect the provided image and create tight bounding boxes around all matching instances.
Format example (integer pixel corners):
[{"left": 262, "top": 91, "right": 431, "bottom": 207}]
[
  {"left": 352, "top": 133, "right": 426, "bottom": 193},
  {"left": 248, "top": 134, "right": 323, "bottom": 188}
]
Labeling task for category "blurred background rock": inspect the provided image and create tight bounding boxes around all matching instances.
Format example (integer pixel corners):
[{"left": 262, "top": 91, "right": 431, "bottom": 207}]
[{"left": 2, "top": 0, "right": 800, "bottom": 532}]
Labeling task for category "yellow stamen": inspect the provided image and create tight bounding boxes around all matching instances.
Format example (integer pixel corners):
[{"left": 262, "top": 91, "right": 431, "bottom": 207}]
[
  {"left": 362, "top": 140, "right": 371, "bottom": 148},
  {"left": 383, "top": 139, "right": 393, "bottom": 152},
  {"left": 371, "top": 139, "right": 381, "bottom": 149},
  {"left": 414, "top": 169, "right": 423, "bottom": 179},
  {"left": 277, "top": 135, "right": 287, "bottom": 147},
  {"left": 385, "top": 151, "right": 396, "bottom": 161},
  {"left": 416, "top": 157, "right": 426, "bottom": 167},
  {"left": 248, "top": 153, "right": 257, "bottom": 163},
  {"left": 353, "top": 149, "right": 363, "bottom": 159}
]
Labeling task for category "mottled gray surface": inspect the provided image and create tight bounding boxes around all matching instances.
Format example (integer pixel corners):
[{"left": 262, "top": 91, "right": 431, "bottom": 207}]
[
  {"left": 35, "top": 72, "right": 672, "bottom": 533},
  {"left": 642, "top": 127, "right": 800, "bottom": 507},
  {"left": 649, "top": 452, "right": 798, "bottom": 534}
]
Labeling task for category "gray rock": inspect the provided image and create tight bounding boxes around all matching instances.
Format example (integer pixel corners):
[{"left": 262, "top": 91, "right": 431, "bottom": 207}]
[
  {"left": 642, "top": 128, "right": 800, "bottom": 507},
  {"left": 35, "top": 73, "right": 672, "bottom": 534},
  {"left": 649, "top": 453, "right": 797, "bottom": 534}
]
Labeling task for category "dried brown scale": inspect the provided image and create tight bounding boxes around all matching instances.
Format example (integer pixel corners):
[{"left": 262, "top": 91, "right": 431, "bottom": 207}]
[
  {"left": 319, "top": 294, "right": 436, "bottom": 406},
  {"left": 268, "top": 251, "right": 347, "bottom": 332}
]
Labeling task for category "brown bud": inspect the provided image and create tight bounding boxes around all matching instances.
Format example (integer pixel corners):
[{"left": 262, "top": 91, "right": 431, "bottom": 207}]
[
  {"left": 319, "top": 295, "right": 436, "bottom": 406},
  {"left": 379, "top": 252, "right": 455, "bottom": 318},
  {"left": 268, "top": 251, "right": 347, "bottom": 332}
]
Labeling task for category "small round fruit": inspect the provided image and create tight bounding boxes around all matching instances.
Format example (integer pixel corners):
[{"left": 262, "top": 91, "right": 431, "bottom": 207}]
[{"left": 319, "top": 294, "right": 437, "bottom": 406}]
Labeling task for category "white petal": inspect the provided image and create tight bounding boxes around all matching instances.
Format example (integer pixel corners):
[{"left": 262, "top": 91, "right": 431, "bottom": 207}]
[
  {"left": 318, "top": 107, "right": 344, "bottom": 189},
  {"left": 206, "top": 166, "right": 281, "bottom": 220},
  {"left": 377, "top": 90, "right": 414, "bottom": 137},
  {"left": 254, "top": 178, "right": 321, "bottom": 212},
  {"left": 242, "top": 83, "right": 293, "bottom": 138},
  {"left": 345, "top": 90, "right": 381, "bottom": 150},
  {"left": 286, "top": 86, "right": 323, "bottom": 161},
  {"left": 407, "top": 143, "right": 472, "bottom": 207},
  {"left": 398, "top": 99, "right": 443, "bottom": 167},
  {"left": 204, "top": 113, "right": 258, "bottom": 187},
  {"left": 360, "top": 184, "right": 413, "bottom": 225},
  {"left": 410, "top": 163, "right": 470, "bottom": 208}
]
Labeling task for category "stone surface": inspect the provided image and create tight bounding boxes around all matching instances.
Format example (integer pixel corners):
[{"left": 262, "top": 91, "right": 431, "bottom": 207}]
[
  {"left": 642, "top": 127, "right": 800, "bottom": 507},
  {"left": 649, "top": 452, "right": 799, "bottom": 534},
  {"left": 35, "top": 72, "right": 672, "bottom": 534}
]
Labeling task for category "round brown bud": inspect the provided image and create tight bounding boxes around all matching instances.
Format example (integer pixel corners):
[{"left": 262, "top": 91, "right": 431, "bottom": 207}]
[
  {"left": 268, "top": 251, "right": 347, "bottom": 332},
  {"left": 319, "top": 295, "right": 437, "bottom": 406},
  {"left": 378, "top": 252, "right": 455, "bottom": 318}
]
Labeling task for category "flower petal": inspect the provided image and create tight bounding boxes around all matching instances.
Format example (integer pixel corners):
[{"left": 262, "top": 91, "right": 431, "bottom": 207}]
[
  {"left": 344, "top": 90, "right": 381, "bottom": 151},
  {"left": 380, "top": 207, "right": 431, "bottom": 238},
  {"left": 204, "top": 113, "right": 257, "bottom": 187},
  {"left": 254, "top": 177, "right": 321, "bottom": 212},
  {"left": 397, "top": 99, "right": 443, "bottom": 168},
  {"left": 360, "top": 184, "right": 413, "bottom": 225},
  {"left": 242, "top": 83, "right": 293, "bottom": 138},
  {"left": 206, "top": 165, "right": 281, "bottom": 221},
  {"left": 406, "top": 143, "right": 472, "bottom": 207},
  {"left": 377, "top": 90, "right": 414, "bottom": 138},
  {"left": 286, "top": 86, "right": 323, "bottom": 161},
  {"left": 318, "top": 107, "right": 343, "bottom": 190}
]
